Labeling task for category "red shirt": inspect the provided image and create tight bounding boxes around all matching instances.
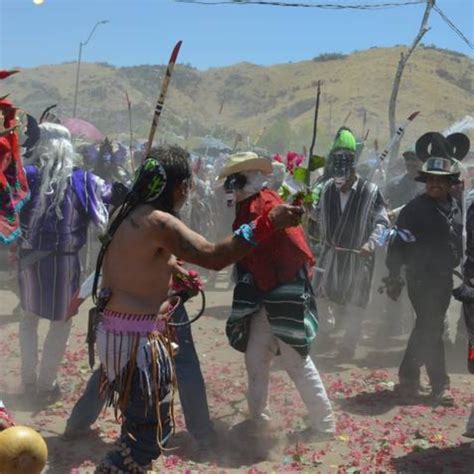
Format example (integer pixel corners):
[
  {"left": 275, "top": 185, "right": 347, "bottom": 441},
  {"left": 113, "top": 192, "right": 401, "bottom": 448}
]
[{"left": 233, "top": 188, "right": 315, "bottom": 292}]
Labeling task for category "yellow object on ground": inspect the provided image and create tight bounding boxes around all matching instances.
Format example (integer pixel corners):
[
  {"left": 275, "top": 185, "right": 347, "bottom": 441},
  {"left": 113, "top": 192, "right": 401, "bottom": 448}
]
[{"left": 0, "top": 426, "right": 48, "bottom": 474}]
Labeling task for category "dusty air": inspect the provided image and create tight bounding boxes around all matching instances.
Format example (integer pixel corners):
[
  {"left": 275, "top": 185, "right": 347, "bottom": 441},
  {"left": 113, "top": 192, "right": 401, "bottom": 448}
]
[{"left": 0, "top": 0, "right": 473, "bottom": 473}]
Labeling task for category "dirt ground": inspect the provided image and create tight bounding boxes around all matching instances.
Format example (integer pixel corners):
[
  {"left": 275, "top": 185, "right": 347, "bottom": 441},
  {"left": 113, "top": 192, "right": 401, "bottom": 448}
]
[{"left": 1, "top": 268, "right": 473, "bottom": 473}]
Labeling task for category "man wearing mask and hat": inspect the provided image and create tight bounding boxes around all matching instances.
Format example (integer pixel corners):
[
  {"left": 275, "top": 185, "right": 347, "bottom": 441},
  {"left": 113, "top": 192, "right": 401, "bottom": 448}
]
[
  {"left": 220, "top": 151, "right": 335, "bottom": 441},
  {"left": 311, "top": 127, "right": 389, "bottom": 358},
  {"left": 385, "top": 131, "right": 469, "bottom": 406}
]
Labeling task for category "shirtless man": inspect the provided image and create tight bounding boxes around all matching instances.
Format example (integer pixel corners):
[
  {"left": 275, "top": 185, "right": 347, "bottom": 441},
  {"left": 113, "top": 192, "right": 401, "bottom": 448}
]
[{"left": 93, "top": 145, "right": 303, "bottom": 473}]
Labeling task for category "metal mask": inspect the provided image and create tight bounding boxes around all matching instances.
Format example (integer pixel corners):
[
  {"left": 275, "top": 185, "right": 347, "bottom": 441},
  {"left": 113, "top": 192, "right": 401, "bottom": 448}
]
[{"left": 333, "top": 151, "right": 355, "bottom": 179}]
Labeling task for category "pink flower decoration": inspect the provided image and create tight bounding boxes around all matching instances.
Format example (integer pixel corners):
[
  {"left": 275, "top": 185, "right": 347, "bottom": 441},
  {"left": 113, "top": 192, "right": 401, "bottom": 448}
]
[
  {"left": 171, "top": 269, "right": 203, "bottom": 294},
  {"left": 286, "top": 151, "right": 305, "bottom": 173}
]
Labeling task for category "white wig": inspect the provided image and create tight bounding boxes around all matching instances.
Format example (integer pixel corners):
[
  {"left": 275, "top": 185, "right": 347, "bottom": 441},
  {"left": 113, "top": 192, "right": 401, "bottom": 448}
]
[{"left": 29, "top": 123, "right": 76, "bottom": 224}]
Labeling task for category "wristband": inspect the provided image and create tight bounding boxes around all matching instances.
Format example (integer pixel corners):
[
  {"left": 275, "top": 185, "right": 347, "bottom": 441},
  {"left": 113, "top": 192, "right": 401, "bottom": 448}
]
[
  {"left": 234, "top": 223, "right": 257, "bottom": 246},
  {"left": 234, "top": 212, "right": 275, "bottom": 246}
]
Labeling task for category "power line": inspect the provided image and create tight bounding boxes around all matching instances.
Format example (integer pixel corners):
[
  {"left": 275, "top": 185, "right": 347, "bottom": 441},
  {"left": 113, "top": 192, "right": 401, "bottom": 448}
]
[
  {"left": 175, "top": 0, "right": 425, "bottom": 9},
  {"left": 177, "top": 0, "right": 473, "bottom": 50},
  {"left": 433, "top": 4, "right": 473, "bottom": 50}
]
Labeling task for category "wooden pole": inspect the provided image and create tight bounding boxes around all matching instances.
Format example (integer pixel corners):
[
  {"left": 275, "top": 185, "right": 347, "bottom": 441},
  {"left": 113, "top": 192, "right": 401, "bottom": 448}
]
[
  {"left": 306, "top": 80, "right": 321, "bottom": 187},
  {"left": 388, "top": 0, "right": 434, "bottom": 169}
]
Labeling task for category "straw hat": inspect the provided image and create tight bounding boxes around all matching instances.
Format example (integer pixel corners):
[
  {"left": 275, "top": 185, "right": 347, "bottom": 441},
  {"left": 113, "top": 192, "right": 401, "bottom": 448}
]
[{"left": 218, "top": 151, "right": 273, "bottom": 180}]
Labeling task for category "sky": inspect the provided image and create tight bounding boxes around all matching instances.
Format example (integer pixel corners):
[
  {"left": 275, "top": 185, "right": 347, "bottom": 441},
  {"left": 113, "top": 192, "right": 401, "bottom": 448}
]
[{"left": 0, "top": 0, "right": 472, "bottom": 70}]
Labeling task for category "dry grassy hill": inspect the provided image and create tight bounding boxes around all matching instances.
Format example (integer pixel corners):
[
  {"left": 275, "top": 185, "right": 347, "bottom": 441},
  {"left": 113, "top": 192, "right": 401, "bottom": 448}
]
[{"left": 4, "top": 45, "right": 473, "bottom": 153}]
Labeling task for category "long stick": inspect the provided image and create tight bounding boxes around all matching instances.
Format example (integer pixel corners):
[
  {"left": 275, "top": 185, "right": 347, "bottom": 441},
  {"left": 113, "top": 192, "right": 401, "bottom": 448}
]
[
  {"left": 361, "top": 108, "right": 367, "bottom": 138},
  {"left": 343, "top": 110, "right": 352, "bottom": 126},
  {"left": 232, "top": 133, "right": 242, "bottom": 152},
  {"left": 306, "top": 80, "right": 321, "bottom": 186},
  {"left": 368, "top": 110, "right": 419, "bottom": 185},
  {"left": 145, "top": 40, "right": 183, "bottom": 156},
  {"left": 205, "top": 97, "right": 227, "bottom": 157},
  {"left": 334, "top": 246, "right": 361, "bottom": 255},
  {"left": 388, "top": 0, "right": 433, "bottom": 167},
  {"left": 125, "top": 91, "right": 135, "bottom": 172},
  {"left": 378, "top": 110, "right": 420, "bottom": 163},
  {"left": 253, "top": 126, "right": 266, "bottom": 148}
]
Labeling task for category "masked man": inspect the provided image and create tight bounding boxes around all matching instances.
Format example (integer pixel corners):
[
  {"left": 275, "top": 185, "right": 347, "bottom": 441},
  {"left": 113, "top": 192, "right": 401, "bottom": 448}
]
[
  {"left": 385, "top": 132, "right": 469, "bottom": 405},
  {"left": 18, "top": 123, "right": 110, "bottom": 403},
  {"left": 221, "top": 152, "right": 335, "bottom": 440},
  {"left": 311, "top": 128, "right": 389, "bottom": 358}
]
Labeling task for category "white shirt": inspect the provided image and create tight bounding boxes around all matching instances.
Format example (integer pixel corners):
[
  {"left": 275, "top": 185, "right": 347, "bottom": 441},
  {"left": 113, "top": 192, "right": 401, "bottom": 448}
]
[
  {"left": 339, "top": 179, "right": 359, "bottom": 212},
  {"left": 338, "top": 178, "right": 390, "bottom": 251}
]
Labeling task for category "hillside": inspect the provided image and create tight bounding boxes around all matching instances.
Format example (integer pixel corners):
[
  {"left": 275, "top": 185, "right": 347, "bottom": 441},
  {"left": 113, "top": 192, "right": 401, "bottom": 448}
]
[{"left": 3, "top": 45, "right": 473, "bottom": 153}]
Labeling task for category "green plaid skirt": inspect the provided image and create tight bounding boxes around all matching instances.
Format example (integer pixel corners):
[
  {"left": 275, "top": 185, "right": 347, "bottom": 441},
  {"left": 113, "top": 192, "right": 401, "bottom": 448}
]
[{"left": 226, "top": 270, "right": 319, "bottom": 356}]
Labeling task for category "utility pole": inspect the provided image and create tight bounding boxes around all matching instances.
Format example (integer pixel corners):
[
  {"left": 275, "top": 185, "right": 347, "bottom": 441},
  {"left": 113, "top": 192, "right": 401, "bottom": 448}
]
[{"left": 72, "top": 20, "right": 109, "bottom": 118}]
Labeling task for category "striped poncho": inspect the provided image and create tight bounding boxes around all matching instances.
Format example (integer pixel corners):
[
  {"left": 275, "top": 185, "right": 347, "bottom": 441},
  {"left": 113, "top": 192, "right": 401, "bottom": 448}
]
[
  {"left": 312, "top": 178, "right": 389, "bottom": 309},
  {"left": 226, "top": 269, "right": 318, "bottom": 356}
]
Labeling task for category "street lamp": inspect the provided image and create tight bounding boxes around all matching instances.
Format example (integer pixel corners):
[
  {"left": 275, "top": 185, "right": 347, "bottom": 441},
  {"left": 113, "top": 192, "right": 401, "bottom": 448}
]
[{"left": 72, "top": 20, "right": 109, "bottom": 118}]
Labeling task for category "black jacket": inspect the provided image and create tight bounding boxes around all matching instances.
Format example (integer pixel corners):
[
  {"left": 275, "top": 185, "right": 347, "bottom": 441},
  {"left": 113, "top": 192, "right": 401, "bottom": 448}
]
[{"left": 386, "top": 193, "right": 462, "bottom": 280}]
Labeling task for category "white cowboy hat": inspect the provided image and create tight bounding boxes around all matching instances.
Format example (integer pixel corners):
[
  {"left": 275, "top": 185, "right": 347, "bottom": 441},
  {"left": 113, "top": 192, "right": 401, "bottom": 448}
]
[{"left": 218, "top": 151, "right": 273, "bottom": 180}]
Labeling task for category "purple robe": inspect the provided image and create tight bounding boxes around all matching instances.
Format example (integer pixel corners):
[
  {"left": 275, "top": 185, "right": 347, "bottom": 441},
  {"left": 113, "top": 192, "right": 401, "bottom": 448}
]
[{"left": 18, "top": 166, "right": 110, "bottom": 321}]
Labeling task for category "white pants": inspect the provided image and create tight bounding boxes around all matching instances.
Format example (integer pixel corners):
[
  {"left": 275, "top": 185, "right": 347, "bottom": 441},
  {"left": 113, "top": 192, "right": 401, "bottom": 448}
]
[
  {"left": 466, "top": 404, "right": 474, "bottom": 434},
  {"left": 19, "top": 311, "right": 72, "bottom": 391},
  {"left": 245, "top": 308, "right": 335, "bottom": 432}
]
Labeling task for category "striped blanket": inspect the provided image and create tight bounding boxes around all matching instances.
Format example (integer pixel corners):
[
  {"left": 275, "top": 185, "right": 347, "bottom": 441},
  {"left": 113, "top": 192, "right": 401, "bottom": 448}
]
[
  {"left": 226, "top": 270, "right": 318, "bottom": 356},
  {"left": 313, "top": 178, "right": 388, "bottom": 308}
]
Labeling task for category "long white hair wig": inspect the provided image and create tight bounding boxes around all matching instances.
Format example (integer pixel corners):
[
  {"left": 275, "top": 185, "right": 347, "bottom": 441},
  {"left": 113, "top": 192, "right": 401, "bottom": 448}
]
[{"left": 29, "top": 123, "right": 76, "bottom": 223}]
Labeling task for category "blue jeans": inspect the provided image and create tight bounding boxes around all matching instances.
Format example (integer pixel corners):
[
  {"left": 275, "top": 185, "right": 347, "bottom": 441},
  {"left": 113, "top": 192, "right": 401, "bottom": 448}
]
[{"left": 66, "top": 305, "right": 215, "bottom": 442}]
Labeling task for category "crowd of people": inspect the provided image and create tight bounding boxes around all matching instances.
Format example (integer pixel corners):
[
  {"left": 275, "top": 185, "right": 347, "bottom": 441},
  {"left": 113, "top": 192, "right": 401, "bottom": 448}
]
[{"left": 0, "top": 67, "right": 473, "bottom": 473}]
